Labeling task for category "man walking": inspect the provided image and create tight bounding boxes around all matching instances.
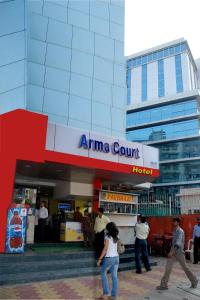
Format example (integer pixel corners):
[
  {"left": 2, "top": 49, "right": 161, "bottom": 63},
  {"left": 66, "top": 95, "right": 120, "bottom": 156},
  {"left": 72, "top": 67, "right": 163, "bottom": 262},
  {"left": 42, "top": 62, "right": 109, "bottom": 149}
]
[
  {"left": 135, "top": 216, "right": 151, "bottom": 274},
  {"left": 94, "top": 207, "right": 110, "bottom": 258},
  {"left": 192, "top": 217, "right": 200, "bottom": 264},
  {"left": 157, "top": 217, "right": 198, "bottom": 290}
]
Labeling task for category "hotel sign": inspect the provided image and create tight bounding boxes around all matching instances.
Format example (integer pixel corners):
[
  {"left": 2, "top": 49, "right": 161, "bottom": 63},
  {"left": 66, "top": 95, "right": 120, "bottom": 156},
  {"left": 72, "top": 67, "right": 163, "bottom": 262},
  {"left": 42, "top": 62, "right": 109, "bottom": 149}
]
[
  {"left": 101, "top": 192, "right": 136, "bottom": 203},
  {"left": 79, "top": 134, "right": 140, "bottom": 159},
  {"left": 132, "top": 166, "right": 154, "bottom": 176}
]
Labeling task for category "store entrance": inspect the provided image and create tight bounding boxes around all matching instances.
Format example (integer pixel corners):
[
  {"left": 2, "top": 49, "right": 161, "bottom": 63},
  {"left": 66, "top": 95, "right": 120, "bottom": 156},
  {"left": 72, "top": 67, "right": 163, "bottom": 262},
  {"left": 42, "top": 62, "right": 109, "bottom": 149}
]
[{"left": 13, "top": 184, "right": 93, "bottom": 247}]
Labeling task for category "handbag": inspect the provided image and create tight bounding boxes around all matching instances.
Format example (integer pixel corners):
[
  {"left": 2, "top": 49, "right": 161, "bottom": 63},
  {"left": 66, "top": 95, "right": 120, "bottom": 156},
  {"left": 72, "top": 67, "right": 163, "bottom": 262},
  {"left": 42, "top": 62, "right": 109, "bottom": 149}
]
[{"left": 117, "top": 238, "right": 125, "bottom": 255}]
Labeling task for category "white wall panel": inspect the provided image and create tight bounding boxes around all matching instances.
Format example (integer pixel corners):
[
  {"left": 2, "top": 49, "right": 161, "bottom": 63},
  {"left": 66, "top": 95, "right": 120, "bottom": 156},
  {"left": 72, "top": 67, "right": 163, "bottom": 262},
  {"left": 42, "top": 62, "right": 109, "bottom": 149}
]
[
  {"left": 118, "top": 140, "right": 143, "bottom": 166},
  {"left": 46, "top": 123, "right": 55, "bottom": 150},
  {"left": 164, "top": 56, "right": 176, "bottom": 97},
  {"left": 54, "top": 125, "right": 89, "bottom": 157},
  {"left": 142, "top": 145, "right": 159, "bottom": 169},
  {"left": 46, "top": 123, "right": 159, "bottom": 171},
  {"left": 89, "top": 132, "right": 118, "bottom": 162},
  {"left": 130, "top": 66, "right": 141, "bottom": 104}
]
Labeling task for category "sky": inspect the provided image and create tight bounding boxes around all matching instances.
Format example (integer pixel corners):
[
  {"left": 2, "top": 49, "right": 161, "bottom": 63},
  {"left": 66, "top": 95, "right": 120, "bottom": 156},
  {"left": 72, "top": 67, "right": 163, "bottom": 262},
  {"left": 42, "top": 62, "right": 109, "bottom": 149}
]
[{"left": 125, "top": 0, "right": 200, "bottom": 59}]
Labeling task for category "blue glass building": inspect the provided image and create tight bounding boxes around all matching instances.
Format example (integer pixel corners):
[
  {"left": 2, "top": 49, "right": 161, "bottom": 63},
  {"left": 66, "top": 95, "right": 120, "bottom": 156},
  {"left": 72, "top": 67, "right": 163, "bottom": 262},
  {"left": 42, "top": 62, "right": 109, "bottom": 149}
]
[
  {"left": 0, "top": 0, "right": 126, "bottom": 138},
  {"left": 127, "top": 39, "right": 200, "bottom": 197}
]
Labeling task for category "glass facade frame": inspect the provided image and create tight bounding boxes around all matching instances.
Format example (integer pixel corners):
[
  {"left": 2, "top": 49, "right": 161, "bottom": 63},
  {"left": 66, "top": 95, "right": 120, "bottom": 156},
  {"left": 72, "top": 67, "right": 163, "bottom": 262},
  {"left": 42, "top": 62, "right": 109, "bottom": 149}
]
[
  {"left": 126, "top": 98, "right": 198, "bottom": 127},
  {"left": 126, "top": 118, "right": 199, "bottom": 142},
  {"left": 158, "top": 59, "right": 165, "bottom": 97},
  {"left": 141, "top": 64, "right": 147, "bottom": 101},
  {"left": 175, "top": 54, "right": 184, "bottom": 93},
  {"left": 158, "top": 160, "right": 200, "bottom": 183},
  {"left": 154, "top": 138, "right": 200, "bottom": 161},
  {"left": 127, "top": 42, "right": 187, "bottom": 70}
]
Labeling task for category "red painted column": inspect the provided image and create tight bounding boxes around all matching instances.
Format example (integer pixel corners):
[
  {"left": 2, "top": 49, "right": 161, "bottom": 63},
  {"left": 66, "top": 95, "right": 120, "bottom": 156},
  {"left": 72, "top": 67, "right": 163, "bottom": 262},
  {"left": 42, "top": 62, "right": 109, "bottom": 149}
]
[
  {"left": 0, "top": 110, "right": 48, "bottom": 252},
  {"left": 92, "top": 178, "right": 102, "bottom": 213}
]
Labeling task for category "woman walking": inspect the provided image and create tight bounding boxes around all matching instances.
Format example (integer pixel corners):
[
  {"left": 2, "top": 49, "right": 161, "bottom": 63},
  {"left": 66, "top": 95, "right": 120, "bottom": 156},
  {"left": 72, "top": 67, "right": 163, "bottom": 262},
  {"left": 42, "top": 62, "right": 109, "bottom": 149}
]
[{"left": 97, "top": 222, "right": 119, "bottom": 300}]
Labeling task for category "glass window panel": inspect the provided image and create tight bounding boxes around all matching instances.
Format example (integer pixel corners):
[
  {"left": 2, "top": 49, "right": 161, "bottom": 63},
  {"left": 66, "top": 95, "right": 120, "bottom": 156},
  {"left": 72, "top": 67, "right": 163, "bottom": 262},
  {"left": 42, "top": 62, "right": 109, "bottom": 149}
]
[
  {"left": 169, "top": 46, "right": 174, "bottom": 55},
  {"left": 136, "top": 57, "right": 141, "bottom": 65},
  {"left": 157, "top": 50, "right": 163, "bottom": 59},
  {"left": 164, "top": 48, "right": 169, "bottom": 57},
  {"left": 175, "top": 44, "right": 181, "bottom": 53},
  {"left": 141, "top": 55, "right": 148, "bottom": 64},
  {"left": 148, "top": 53, "right": 153, "bottom": 62},
  {"left": 141, "top": 64, "right": 147, "bottom": 101},
  {"left": 181, "top": 43, "right": 187, "bottom": 51},
  {"left": 152, "top": 52, "right": 157, "bottom": 60},
  {"left": 126, "top": 119, "right": 199, "bottom": 142}
]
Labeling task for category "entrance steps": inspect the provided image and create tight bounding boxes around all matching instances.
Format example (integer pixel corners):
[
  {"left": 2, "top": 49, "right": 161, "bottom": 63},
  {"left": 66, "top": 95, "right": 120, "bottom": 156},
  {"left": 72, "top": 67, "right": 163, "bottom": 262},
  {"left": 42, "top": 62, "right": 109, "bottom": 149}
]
[{"left": 0, "top": 245, "right": 157, "bottom": 286}]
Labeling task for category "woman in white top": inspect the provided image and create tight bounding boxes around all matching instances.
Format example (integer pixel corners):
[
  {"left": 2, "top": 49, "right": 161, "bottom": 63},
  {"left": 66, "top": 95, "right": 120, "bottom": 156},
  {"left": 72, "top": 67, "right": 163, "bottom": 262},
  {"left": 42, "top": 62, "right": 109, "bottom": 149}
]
[{"left": 97, "top": 222, "right": 119, "bottom": 300}]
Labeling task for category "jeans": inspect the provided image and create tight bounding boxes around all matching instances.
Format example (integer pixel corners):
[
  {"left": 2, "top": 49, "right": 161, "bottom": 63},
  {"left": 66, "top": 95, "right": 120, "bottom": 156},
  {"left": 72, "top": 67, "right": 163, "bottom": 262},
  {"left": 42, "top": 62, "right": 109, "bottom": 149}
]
[
  {"left": 95, "top": 230, "right": 105, "bottom": 258},
  {"left": 101, "top": 256, "right": 119, "bottom": 298},
  {"left": 135, "top": 238, "right": 151, "bottom": 272}
]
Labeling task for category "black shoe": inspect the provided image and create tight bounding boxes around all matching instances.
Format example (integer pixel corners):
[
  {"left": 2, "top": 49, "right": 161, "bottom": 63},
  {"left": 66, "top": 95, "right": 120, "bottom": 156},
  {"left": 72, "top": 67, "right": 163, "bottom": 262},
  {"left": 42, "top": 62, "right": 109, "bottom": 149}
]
[
  {"left": 193, "top": 262, "right": 198, "bottom": 264},
  {"left": 136, "top": 270, "right": 142, "bottom": 274},
  {"left": 146, "top": 268, "right": 152, "bottom": 272}
]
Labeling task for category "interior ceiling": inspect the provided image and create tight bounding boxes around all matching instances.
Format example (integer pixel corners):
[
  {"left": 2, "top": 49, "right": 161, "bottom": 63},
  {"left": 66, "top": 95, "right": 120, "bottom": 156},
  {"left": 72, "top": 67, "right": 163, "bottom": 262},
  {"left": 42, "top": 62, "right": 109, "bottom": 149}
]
[{"left": 15, "top": 160, "right": 155, "bottom": 188}]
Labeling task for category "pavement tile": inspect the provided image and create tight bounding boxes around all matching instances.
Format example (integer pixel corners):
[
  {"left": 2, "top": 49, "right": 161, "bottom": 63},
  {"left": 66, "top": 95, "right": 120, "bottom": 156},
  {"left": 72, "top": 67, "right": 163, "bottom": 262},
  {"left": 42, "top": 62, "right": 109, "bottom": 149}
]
[{"left": 0, "top": 259, "right": 199, "bottom": 300}]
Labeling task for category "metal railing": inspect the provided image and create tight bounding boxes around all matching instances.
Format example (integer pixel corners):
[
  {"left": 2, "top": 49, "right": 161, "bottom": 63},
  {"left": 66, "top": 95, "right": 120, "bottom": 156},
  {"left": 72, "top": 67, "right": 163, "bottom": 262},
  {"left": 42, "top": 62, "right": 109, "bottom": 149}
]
[{"left": 138, "top": 194, "right": 181, "bottom": 217}]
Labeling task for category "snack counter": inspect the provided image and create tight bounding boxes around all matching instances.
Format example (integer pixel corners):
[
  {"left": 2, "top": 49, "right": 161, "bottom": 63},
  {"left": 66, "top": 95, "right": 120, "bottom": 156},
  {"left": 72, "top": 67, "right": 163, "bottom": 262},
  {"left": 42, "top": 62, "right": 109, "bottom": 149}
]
[{"left": 100, "top": 191, "right": 138, "bottom": 245}]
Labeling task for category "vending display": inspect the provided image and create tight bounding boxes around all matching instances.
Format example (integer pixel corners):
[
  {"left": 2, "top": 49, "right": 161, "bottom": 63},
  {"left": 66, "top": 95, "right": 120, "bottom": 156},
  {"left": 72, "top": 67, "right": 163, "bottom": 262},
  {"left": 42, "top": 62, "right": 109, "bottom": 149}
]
[{"left": 5, "top": 207, "right": 27, "bottom": 253}]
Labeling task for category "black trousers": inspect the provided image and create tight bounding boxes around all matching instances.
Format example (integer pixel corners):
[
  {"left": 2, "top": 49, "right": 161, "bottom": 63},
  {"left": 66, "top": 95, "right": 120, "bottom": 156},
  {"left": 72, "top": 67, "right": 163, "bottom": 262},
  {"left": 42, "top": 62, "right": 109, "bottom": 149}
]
[
  {"left": 194, "top": 237, "right": 200, "bottom": 263},
  {"left": 95, "top": 230, "right": 105, "bottom": 258},
  {"left": 38, "top": 218, "right": 47, "bottom": 242}
]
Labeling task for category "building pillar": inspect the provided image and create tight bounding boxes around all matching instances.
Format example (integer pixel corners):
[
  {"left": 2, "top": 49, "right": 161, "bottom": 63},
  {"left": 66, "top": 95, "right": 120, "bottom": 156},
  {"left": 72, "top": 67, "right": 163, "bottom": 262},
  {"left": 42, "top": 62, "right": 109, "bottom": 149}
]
[
  {"left": 0, "top": 109, "right": 47, "bottom": 252},
  {"left": 92, "top": 178, "right": 102, "bottom": 213}
]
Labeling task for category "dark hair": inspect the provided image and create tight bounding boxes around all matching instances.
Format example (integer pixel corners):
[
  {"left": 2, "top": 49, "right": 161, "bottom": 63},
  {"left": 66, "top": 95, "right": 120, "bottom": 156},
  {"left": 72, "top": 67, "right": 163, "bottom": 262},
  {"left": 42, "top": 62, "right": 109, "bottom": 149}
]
[
  {"left": 141, "top": 216, "right": 147, "bottom": 223},
  {"left": 84, "top": 209, "right": 88, "bottom": 213},
  {"left": 76, "top": 207, "right": 80, "bottom": 210},
  {"left": 98, "top": 207, "right": 104, "bottom": 214},
  {"left": 173, "top": 217, "right": 181, "bottom": 224},
  {"left": 106, "top": 222, "right": 119, "bottom": 243}
]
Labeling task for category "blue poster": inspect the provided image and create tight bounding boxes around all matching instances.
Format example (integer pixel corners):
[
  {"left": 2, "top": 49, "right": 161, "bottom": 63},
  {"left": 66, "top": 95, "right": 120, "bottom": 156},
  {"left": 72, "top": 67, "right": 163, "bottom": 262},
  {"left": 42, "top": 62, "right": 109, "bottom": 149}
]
[{"left": 5, "top": 207, "right": 27, "bottom": 253}]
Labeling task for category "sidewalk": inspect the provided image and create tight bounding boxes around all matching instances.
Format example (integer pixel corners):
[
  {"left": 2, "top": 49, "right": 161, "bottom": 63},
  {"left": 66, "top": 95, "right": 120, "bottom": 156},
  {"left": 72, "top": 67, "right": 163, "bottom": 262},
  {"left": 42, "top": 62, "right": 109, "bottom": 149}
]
[{"left": 0, "top": 258, "right": 199, "bottom": 300}]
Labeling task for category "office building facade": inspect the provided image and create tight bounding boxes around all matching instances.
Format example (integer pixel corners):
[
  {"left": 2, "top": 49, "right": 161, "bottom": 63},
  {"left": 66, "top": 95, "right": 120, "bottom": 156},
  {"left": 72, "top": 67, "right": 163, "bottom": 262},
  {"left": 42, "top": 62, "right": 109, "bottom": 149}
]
[
  {"left": 0, "top": 0, "right": 160, "bottom": 253},
  {"left": 127, "top": 39, "right": 200, "bottom": 197},
  {"left": 0, "top": 0, "right": 126, "bottom": 137}
]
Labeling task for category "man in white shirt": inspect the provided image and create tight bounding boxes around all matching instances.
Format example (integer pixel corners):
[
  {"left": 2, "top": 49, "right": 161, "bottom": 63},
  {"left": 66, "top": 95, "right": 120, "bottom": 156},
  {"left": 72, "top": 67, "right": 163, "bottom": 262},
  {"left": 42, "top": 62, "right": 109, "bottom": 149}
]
[
  {"left": 38, "top": 201, "right": 48, "bottom": 242},
  {"left": 135, "top": 216, "right": 151, "bottom": 274},
  {"left": 94, "top": 207, "right": 110, "bottom": 258}
]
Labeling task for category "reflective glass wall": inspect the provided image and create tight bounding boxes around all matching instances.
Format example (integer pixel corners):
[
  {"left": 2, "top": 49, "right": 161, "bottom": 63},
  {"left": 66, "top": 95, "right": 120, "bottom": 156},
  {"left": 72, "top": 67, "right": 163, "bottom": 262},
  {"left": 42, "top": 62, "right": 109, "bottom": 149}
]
[
  {"left": 27, "top": 0, "right": 126, "bottom": 137},
  {"left": 158, "top": 160, "right": 200, "bottom": 183},
  {"left": 127, "top": 119, "right": 199, "bottom": 142},
  {"left": 127, "top": 98, "right": 198, "bottom": 127},
  {"left": 154, "top": 138, "right": 200, "bottom": 161},
  {"left": 0, "top": 0, "right": 26, "bottom": 114}
]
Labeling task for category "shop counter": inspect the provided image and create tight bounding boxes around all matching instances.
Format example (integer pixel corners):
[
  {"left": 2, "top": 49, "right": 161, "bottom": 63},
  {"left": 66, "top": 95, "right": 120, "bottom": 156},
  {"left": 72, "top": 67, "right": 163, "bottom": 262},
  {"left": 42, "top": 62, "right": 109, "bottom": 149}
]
[{"left": 60, "top": 221, "right": 83, "bottom": 242}]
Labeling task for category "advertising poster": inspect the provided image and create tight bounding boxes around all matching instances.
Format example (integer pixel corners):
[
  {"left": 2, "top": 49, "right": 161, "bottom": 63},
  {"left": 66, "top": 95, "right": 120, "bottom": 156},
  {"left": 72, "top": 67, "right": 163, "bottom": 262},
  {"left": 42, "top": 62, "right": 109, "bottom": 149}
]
[
  {"left": 60, "top": 222, "right": 83, "bottom": 242},
  {"left": 5, "top": 207, "right": 27, "bottom": 253}
]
